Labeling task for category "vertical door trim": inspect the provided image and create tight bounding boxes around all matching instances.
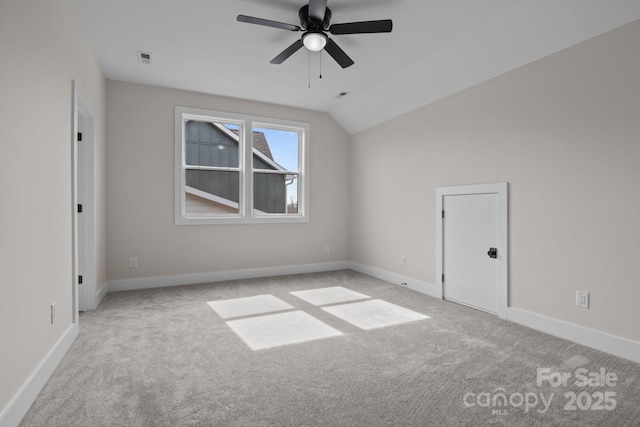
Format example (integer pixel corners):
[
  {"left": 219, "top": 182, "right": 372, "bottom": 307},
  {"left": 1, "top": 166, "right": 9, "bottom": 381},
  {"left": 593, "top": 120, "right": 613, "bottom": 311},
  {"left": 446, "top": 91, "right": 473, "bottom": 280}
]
[{"left": 436, "top": 183, "right": 508, "bottom": 319}]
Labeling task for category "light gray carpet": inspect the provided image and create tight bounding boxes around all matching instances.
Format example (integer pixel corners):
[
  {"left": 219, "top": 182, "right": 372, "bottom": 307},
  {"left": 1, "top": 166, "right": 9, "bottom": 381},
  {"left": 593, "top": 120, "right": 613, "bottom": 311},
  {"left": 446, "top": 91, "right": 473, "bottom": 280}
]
[{"left": 20, "top": 270, "right": 640, "bottom": 426}]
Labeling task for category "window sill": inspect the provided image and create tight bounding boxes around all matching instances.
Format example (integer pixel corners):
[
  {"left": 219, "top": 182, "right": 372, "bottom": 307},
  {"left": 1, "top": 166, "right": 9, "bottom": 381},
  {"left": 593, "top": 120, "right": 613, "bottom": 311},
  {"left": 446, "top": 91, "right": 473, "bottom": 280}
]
[{"left": 175, "top": 215, "right": 309, "bottom": 226}]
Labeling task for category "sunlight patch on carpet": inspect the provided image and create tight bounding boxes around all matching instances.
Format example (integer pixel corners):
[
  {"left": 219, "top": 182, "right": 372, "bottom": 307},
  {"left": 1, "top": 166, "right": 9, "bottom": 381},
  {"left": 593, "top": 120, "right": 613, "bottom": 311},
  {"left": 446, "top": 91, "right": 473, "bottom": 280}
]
[
  {"left": 290, "top": 286, "right": 370, "bottom": 306},
  {"left": 226, "top": 311, "right": 343, "bottom": 350},
  {"left": 322, "top": 299, "right": 429, "bottom": 330},
  {"left": 207, "top": 295, "right": 293, "bottom": 319}
]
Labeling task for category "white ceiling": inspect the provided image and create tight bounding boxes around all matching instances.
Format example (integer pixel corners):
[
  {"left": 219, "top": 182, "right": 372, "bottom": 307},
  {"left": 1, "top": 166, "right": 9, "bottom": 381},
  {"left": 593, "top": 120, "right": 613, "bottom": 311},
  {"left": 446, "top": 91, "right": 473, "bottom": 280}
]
[{"left": 70, "top": 0, "right": 640, "bottom": 134}]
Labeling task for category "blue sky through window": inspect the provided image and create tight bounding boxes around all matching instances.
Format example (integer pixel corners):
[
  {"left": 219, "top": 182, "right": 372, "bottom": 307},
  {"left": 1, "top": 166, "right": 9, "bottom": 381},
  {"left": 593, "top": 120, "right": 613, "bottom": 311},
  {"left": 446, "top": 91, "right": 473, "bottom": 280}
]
[{"left": 256, "top": 127, "right": 299, "bottom": 172}]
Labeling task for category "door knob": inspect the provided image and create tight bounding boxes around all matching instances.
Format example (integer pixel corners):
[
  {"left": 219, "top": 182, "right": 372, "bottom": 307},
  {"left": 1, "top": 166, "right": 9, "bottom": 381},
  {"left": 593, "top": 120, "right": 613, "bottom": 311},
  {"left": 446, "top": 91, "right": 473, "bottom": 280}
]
[{"left": 488, "top": 248, "right": 497, "bottom": 258}]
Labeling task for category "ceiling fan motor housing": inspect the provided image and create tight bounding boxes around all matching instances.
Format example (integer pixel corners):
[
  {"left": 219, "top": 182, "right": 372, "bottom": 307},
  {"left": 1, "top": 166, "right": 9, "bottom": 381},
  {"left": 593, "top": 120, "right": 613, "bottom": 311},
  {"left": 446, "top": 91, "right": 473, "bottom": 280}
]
[{"left": 299, "top": 5, "right": 331, "bottom": 31}]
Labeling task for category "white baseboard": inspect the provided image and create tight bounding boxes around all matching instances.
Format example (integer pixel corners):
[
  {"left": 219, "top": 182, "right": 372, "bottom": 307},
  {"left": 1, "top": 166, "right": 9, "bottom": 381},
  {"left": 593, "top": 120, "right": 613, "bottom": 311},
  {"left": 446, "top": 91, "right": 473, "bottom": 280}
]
[
  {"left": 95, "top": 282, "right": 108, "bottom": 307},
  {"left": 106, "top": 261, "right": 350, "bottom": 292},
  {"left": 507, "top": 307, "right": 640, "bottom": 365},
  {"left": 0, "top": 322, "right": 79, "bottom": 427},
  {"left": 347, "top": 261, "right": 441, "bottom": 298}
]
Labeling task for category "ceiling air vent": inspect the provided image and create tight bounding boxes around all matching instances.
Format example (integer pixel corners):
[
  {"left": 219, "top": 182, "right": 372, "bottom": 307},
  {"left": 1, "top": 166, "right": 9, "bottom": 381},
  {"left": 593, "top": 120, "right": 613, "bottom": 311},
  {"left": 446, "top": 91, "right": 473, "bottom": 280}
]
[{"left": 137, "top": 51, "right": 153, "bottom": 65}]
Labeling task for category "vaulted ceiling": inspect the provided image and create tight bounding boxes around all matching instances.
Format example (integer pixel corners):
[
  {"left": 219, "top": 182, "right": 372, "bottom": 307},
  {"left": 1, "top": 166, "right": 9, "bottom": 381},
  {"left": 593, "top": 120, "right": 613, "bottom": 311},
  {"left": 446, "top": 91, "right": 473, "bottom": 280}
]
[{"left": 70, "top": 0, "right": 640, "bottom": 134}]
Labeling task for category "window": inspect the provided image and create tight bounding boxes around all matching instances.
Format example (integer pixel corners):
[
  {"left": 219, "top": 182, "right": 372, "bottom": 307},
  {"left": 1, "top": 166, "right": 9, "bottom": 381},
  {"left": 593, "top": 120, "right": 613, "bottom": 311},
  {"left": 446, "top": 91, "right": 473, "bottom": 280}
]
[{"left": 175, "top": 106, "right": 308, "bottom": 224}]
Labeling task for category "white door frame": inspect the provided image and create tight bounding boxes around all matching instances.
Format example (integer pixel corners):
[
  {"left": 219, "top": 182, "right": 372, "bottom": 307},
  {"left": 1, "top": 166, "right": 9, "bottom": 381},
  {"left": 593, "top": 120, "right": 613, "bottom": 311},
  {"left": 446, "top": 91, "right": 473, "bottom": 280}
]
[
  {"left": 436, "top": 183, "right": 508, "bottom": 319},
  {"left": 72, "top": 81, "right": 97, "bottom": 314}
]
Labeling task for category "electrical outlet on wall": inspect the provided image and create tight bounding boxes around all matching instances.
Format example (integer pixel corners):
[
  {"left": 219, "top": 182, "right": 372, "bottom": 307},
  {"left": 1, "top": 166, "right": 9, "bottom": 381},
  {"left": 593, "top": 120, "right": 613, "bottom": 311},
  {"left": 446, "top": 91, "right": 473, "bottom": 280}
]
[
  {"left": 130, "top": 257, "right": 138, "bottom": 268},
  {"left": 324, "top": 246, "right": 330, "bottom": 255},
  {"left": 400, "top": 255, "right": 406, "bottom": 267},
  {"left": 576, "top": 291, "right": 589, "bottom": 309}
]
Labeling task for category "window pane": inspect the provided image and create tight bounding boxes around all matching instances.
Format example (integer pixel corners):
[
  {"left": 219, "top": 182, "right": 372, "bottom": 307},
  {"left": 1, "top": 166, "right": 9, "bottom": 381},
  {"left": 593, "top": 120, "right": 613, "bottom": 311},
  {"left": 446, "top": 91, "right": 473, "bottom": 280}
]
[
  {"left": 185, "top": 120, "right": 239, "bottom": 168},
  {"left": 185, "top": 170, "right": 239, "bottom": 216},
  {"left": 254, "top": 173, "right": 298, "bottom": 215},
  {"left": 252, "top": 127, "right": 298, "bottom": 172}
]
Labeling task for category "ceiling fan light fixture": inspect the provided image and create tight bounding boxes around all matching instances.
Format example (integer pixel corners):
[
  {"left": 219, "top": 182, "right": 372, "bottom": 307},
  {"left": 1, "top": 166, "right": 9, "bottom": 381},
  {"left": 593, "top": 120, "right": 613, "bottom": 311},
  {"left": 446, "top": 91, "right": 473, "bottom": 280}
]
[{"left": 302, "top": 32, "right": 327, "bottom": 51}]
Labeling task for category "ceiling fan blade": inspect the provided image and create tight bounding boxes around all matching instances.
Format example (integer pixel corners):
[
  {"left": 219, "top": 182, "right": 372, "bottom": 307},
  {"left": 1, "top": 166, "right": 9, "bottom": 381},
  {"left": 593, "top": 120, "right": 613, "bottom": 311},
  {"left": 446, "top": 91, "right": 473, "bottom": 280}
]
[
  {"left": 324, "top": 38, "right": 354, "bottom": 68},
  {"left": 308, "top": 0, "right": 328, "bottom": 22},
  {"left": 270, "top": 39, "right": 304, "bottom": 64},
  {"left": 329, "top": 19, "right": 393, "bottom": 35},
  {"left": 237, "top": 15, "right": 301, "bottom": 32}
]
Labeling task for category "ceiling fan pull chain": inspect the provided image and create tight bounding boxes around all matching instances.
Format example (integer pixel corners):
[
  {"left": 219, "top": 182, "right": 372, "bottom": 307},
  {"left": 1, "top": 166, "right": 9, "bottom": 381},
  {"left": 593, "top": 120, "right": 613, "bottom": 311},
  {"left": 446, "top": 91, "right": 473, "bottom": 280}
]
[
  {"left": 308, "top": 50, "right": 311, "bottom": 88},
  {"left": 319, "top": 50, "right": 323, "bottom": 79}
]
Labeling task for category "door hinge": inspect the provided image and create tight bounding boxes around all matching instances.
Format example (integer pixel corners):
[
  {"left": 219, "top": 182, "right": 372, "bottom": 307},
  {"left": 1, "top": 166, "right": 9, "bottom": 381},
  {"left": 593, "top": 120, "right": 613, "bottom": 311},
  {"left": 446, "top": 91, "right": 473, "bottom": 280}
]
[
  {"left": 79, "top": 275, "right": 83, "bottom": 284},
  {"left": 442, "top": 210, "right": 445, "bottom": 219},
  {"left": 442, "top": 274, "right": 445, "bottom": 283},
  {"left": 77, "top": 132, "right": 83, "bottom": 142},
  {"left": 77, "top": 204, "right": 83, "bottom": 213}
]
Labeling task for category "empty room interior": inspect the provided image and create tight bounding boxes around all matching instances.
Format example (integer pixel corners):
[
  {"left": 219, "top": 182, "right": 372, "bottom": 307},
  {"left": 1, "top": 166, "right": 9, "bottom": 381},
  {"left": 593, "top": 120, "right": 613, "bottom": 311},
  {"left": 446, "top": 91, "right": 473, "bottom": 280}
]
[{"left": 2, "top": 1, "right": 640, "bottom": 426}]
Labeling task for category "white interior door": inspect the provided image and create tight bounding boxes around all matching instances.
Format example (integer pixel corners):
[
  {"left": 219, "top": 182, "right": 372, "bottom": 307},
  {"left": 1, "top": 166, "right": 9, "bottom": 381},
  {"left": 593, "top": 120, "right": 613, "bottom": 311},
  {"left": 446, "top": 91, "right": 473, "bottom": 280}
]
[
  {"left": 77, "top": 106, "right": 87, "bottom": 311},
  {"left": 74, "top": 84, "right": 96, "bottom": 312},
  {"left": 76, "top": 112, "right": 88, "bottom": 311},
  {"left": 443, "top": 193, "right": 499, "bottom": 313}
]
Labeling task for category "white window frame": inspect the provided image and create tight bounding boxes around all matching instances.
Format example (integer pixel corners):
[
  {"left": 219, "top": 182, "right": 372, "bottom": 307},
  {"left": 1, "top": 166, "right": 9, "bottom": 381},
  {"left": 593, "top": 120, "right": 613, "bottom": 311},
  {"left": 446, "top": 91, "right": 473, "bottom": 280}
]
[{"left": 175, "top": 106, "right": 309, "bottom": 225}]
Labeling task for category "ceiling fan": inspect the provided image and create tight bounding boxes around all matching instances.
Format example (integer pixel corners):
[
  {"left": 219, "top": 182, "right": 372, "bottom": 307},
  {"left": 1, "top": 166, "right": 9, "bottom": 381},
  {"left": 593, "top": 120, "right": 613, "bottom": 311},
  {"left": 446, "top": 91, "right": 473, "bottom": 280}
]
[{"left": 237, "top": 0, "right": 393, "bottom": 69}]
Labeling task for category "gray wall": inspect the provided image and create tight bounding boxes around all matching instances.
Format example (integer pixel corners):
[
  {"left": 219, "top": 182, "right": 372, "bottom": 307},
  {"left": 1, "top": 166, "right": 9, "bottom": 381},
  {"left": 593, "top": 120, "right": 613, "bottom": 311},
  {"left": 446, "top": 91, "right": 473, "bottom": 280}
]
[
  {"left": 350, "top": 19, "right": 640, "bottom": 342},
  {"left": 106, "top": 81, "right": 350, "bottom": 281},
  {"left": 0, "top": 0, "right": 106, "bottom": 413}
]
